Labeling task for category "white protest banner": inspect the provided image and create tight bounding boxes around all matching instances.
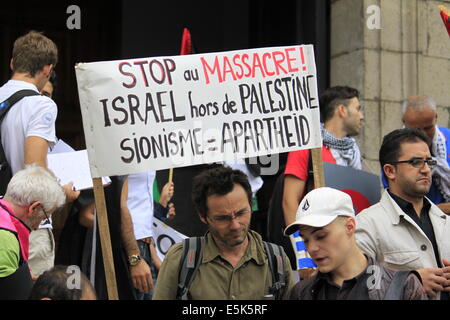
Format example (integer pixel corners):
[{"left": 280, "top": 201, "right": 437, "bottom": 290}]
[
  {"left": 75, "top": 45, "right": 322, "bottom": 177},
  {"left": 153, "top": 218, "right": 187, "bottom": 261}
]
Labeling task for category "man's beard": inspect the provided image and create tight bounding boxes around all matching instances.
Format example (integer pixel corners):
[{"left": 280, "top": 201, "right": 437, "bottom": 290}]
[
  {"left": 401, "top": 176, "right": 431, "bottom": 199},
  {"left": 210, "top": 226, "right": 249, "bottom": 247}
]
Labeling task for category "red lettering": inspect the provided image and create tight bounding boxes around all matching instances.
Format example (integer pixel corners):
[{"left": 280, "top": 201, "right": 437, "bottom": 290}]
[
  {"left": 262, "top": 53, "right": 275, "bottom": 76},
  {"left": 272, "top": 51, "right": 288, "bottom": 75},
  {"left": 242, "top": 53, "right": 252, "bottom": 78},
  {"left": 299, "top": 47, "right": 307, "bottom": 71},
  {"left": 285, "top": 48, "right": 299, "bottom": 73},
  {"left": 163, "top": 59, "right": 176, "bottom": 85},
  {"left": 148, "top": 59, "right": 166, "bottom": 84},
  {"left": 200, "top": 47, "right": 303, "bottom": 84},
  {"left": 251, "top": 53, "right": 266, "bottom": 78},
  {"left": 119, "top": 62, "right": 137, "bottom": 89},
  {"left": 134, "top": 60, "right": 149, "bottom": 87},
  {"left": 222, "top": 56, "right": 237, "bottom": 82},
  {"left": 201, "top": 56, "right": 223, "bottom": 84},
  {"left": 233, "top": 55, "right": 244, "bottom": 79}
]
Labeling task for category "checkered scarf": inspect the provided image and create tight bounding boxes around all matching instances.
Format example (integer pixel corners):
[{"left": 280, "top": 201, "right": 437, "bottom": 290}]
[
  {"left": 432, "top": 127, "right": 450, "bottom": 202},
  {"left": 321, "top": 124, "right": 361, "bottom": 169}
]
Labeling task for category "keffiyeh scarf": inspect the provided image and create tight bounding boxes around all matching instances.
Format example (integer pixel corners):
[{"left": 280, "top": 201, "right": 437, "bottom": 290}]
[
  {"left": 432, "top": 126, "right": 450, "bottom": 202},
  {"left": 321, "top": 124, "right": 362, "bottom": 170}
]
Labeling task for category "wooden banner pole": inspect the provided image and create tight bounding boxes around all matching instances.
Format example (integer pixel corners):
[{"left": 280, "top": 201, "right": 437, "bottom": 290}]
[
  {"left": 168, "top": 168, "right": 174, "bottom": 184},
  {"left": 311, "top": 147, "right": 325, "bottom": 188},
  {"left": 92, "top": 177, "right": 119, "bottom": 300}
]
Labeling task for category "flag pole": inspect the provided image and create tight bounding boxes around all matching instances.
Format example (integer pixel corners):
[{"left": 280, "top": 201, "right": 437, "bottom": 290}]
[
  {"left": 168, "top": 168, "right": 173, "bottom": 184},
  {"left": 168, "top": 28, "right": 192, "bottom": 187},
  {"left": 311, "top": 148, "right": 325, "bottom": 188}
]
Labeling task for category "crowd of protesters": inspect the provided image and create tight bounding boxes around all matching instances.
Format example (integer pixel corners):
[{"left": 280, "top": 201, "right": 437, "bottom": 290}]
[{"left": 1, "top": 31, "right": 449, "bottom": 301}]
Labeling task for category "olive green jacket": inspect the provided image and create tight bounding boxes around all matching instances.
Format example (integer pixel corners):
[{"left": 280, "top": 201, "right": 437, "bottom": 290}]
[{"left": 153, "top": 230, "right": 295, "bottom": 300}]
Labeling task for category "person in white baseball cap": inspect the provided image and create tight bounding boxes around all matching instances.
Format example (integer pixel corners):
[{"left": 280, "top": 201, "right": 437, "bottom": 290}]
[
  {"left": 284, "top": 187, "right": 355, "bottom": 234},
  {"left": 285, "top": 187, "right": 426, "bottom": 300}
]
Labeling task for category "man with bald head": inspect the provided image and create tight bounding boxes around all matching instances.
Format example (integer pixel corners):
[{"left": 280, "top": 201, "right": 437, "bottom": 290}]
[{"left": 402, "top": 95, "right": 450, "bottom": 214}]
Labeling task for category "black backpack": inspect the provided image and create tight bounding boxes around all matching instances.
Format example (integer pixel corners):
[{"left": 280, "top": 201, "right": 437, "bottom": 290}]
[
  {"left": 176, "top": 236, "right": 287, "bottom": 300},
  {"left": 0, "top": 90, "right": 41, "bottom": 195}
]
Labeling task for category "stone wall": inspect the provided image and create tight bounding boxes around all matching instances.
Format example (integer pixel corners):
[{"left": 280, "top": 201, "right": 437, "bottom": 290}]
[{"left": 330, "top": 0, "right": 450, "bottom": 176}]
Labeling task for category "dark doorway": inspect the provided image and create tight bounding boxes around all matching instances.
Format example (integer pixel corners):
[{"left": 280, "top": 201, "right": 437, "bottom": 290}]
[
  {"left": 1, "top": 1, "right": 330, "bottom": 238},
  {"left": 0, "top": 0, "right": 122, "bottom": 150},
  {"left": 1, "top": 0, "right": 329, "bottom": 151}
]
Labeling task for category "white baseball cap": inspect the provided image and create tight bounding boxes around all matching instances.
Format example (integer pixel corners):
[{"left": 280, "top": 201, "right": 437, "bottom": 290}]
[{"left": 284, "top": 187, "right": 355, "bottom": 236}]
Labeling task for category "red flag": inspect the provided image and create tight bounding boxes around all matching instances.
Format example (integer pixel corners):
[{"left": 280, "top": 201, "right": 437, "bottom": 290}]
[
  {"left": 180, "top": 28, "right": 193, "bottom": 55},
  {"left": 439, "top": 5, "right": 450, "bottom": 37}
]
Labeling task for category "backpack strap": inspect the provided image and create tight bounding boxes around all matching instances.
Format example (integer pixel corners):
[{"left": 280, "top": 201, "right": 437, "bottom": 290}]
[
  {"left": 0, "top": 90, "right": 41, "bottom": 120},
  {"left": 264, "top": 241, "right": 286, "bottom": 300},
  {"left": 0, "top": 90, "right": 41, "bottom": 195},
  {"left": 176, "top": 236, "right": 205, "bottom": 300},
  {"left": 383, "top": 270, "right": 412, "bottom": 300}
]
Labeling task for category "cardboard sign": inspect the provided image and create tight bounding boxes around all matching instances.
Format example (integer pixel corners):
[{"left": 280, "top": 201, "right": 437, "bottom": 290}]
[{"left": 75, "top": 45, "right": 322, "bottom": 177}]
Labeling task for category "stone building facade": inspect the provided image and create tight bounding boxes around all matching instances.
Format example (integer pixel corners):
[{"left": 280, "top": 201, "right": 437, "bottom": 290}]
[{"left": 330, "top": 0, "right": 450, "bottom": 175}]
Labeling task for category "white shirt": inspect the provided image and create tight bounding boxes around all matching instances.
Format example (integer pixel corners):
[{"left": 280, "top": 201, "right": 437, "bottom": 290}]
[
  {"left": 0, "top": 80, "right": 57, "bottom": 175},
  {"left": 127, "top": 171, "right": 156, "bottom": 240},
  {"left": 0, "top": 80, "right": 58, "bottom": 229}
]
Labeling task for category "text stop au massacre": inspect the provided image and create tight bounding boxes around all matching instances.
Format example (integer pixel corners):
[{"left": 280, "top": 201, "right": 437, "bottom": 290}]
[{"left": 95, "top": 47, "right": 318, "bottom": 164}]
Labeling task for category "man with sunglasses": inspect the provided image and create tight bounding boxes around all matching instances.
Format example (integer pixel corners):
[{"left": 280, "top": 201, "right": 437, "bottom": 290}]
[{"left": 356, "top": 128, "right": 450, "bottom": 300}]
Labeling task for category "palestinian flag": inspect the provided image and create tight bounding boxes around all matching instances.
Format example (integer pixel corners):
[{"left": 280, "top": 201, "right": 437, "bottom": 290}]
[{"left": 439, "top": 5, "right": 450, "bottom": 37}]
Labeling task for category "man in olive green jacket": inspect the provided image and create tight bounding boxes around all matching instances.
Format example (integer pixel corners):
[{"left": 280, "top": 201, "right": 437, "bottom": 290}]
[{"left": 154, "top": 166, "right": 295, "bottom": 300}]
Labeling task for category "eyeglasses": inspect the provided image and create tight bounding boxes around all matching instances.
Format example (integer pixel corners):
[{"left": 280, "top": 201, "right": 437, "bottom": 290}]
[
  {"left": 209, "top": 210, "right": 250, "bottom": 224},
  {"left": 41, "top": 206, "right": 51, "bottom": 224},
  {"left": 388, "top": 157, "right": 437, "bottom": 169}
]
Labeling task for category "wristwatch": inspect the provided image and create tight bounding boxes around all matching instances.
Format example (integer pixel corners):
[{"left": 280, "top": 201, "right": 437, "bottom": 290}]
[{"left": 128, "top": 254, "right": 141, "bottom": 266}]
